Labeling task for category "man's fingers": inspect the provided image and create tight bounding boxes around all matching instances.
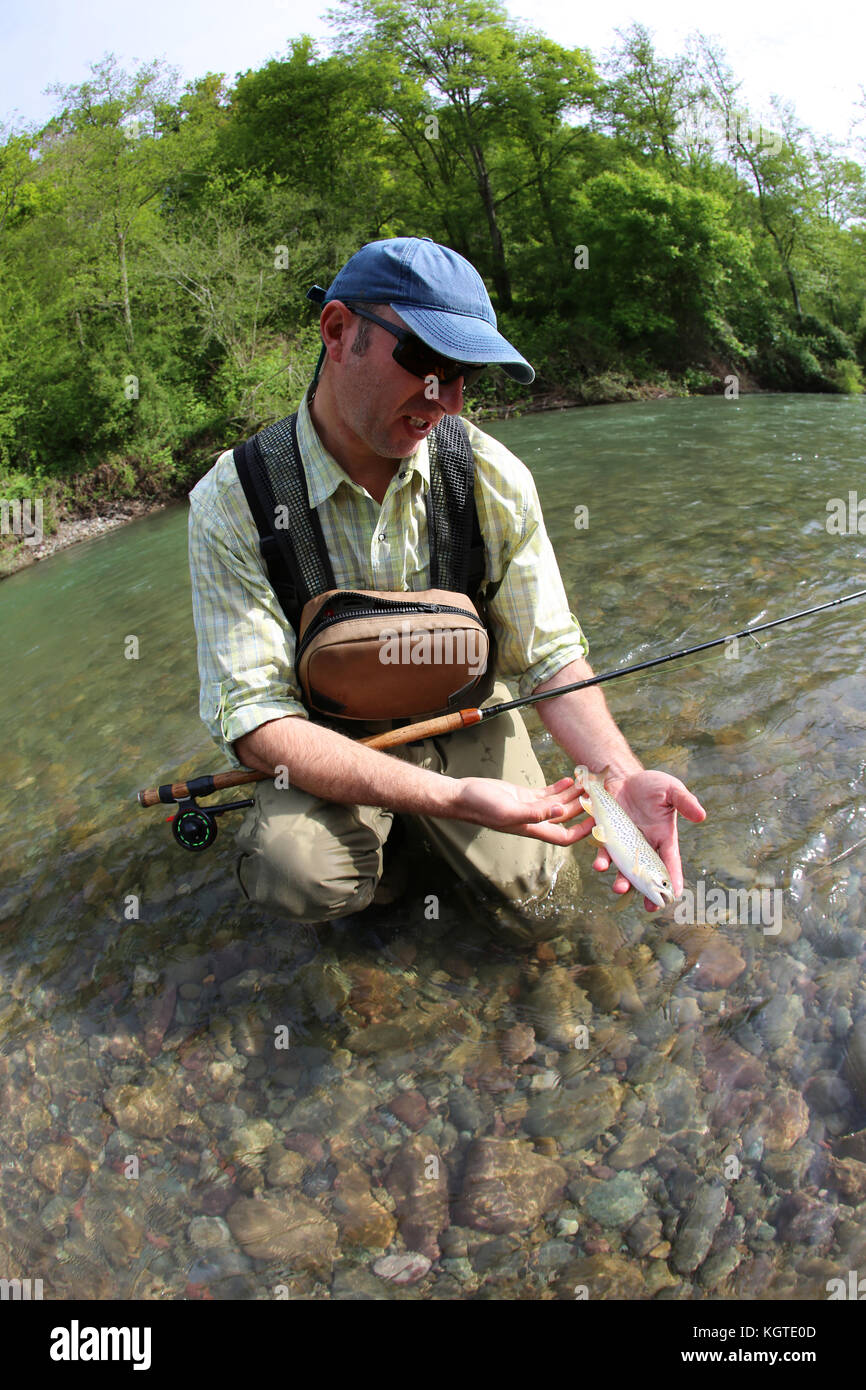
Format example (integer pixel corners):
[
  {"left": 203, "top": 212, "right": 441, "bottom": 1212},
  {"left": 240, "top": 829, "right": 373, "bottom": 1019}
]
[
  {"left": 544, "top": 775, "right": 576, "bottom": 796},
  {"left": 669, "top": 781, "right": 707, "bottom": 823},
  {"left": 518, "top": 819, "right": 597, "bottom": 845}
]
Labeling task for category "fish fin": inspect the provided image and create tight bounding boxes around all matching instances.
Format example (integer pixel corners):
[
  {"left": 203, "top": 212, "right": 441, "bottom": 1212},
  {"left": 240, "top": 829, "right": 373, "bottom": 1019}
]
[
  {"left": 578, "top": 794, "right": 593, "bottom": 815},
  {"left": 591, "top": 825, "right": 607, "bottom": 843}
]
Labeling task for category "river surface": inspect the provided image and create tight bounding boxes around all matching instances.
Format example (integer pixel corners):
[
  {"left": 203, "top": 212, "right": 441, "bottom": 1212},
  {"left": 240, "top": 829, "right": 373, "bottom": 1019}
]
[{"left": 1, "top": 393, "right": 865, "bottom": 1301}]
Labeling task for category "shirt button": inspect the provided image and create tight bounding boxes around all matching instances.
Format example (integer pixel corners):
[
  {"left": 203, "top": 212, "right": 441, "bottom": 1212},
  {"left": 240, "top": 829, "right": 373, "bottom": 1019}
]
[
  {"left": 398, "top": 471, "right": 407, "bottom": 479},
  {"left": 378, "top": 533, "right": 386, "bottom": 541}
]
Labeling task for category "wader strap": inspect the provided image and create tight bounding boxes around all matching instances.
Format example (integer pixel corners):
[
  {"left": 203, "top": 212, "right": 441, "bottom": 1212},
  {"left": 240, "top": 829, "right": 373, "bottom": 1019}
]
[
  {"left": 233, "top": 414, "right": 335, "bottom": 632},
  {"left": 427, "top": 415, "right": 477, "bottom": 593}
]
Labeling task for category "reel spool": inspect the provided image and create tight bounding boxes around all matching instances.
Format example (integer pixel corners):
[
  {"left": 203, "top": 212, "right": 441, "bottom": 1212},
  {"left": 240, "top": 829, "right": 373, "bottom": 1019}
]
[{"left": 167, "top": 794, "right": 255, "bottom": 852}]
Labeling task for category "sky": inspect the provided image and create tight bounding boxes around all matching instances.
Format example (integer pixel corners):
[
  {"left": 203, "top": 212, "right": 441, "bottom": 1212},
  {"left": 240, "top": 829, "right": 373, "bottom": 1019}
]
[{"left": 1, "top": 0, "right": 864, "bottom": 152}]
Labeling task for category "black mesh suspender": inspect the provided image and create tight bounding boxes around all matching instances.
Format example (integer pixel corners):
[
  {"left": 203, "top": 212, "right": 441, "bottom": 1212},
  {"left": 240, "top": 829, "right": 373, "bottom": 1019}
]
[{"left": 233, "top": 414, "right": 336, "bottom": 633}]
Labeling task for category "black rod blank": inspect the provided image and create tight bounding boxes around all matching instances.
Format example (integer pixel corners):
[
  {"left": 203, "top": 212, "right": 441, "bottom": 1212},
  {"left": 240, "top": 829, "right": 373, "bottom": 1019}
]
[{"left": 485, "top": 587, "right": 866, "bottom": 719}]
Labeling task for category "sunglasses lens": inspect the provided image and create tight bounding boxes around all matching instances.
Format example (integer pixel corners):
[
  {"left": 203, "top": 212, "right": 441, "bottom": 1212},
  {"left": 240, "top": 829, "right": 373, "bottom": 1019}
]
[
  {"left": 460, "top": 365, "right": 486, "bottom": 388},
  {"left": 394, "top": 338, "right": 486, "bottom": 388}
]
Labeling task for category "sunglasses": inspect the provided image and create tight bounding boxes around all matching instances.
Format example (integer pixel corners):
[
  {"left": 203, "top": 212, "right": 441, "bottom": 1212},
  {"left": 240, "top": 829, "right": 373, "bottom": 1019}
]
[{"left": 346, "top": 305, "right": 487, "bottom": 388}]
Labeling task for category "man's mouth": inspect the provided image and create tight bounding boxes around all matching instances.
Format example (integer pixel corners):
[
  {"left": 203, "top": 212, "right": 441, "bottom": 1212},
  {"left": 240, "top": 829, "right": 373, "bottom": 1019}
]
[{"left": 402, "top": 414, "right": 437, "bottom": 439}]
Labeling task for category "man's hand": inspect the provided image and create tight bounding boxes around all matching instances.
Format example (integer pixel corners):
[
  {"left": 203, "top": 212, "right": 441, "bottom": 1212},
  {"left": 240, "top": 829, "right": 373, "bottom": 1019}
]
[
  {"left": 570, "top": 769, "right": 706, "bottom": 910},
  {"left": 453, "top": 774, "right": 588, "bottom": 843}
]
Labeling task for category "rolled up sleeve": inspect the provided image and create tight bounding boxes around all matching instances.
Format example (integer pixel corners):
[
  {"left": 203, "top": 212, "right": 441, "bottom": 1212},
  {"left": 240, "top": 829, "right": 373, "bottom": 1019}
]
[{"left": 188, "top": 476, "right": 307, "bottom": 767}]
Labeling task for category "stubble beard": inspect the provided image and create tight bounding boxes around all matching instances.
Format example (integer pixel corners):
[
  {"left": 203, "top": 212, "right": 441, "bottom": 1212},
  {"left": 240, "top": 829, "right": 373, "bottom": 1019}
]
[{"left": 345, "top": 368, "right": 424, "bottom": 462}]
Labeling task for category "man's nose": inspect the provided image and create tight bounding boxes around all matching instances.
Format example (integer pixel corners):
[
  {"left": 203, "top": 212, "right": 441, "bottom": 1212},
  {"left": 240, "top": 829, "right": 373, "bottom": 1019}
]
[{"left": 437, "top": 376, "right": 465, "bottom": 415}]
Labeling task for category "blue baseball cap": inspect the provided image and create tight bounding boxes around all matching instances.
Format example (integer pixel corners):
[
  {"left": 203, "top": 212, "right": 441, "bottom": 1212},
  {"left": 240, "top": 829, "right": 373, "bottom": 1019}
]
[{"left": 307, "top": 237, "right": 534, "bottom": 384}]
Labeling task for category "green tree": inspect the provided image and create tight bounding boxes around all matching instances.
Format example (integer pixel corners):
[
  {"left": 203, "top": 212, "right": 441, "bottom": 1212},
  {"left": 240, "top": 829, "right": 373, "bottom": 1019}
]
[
  {"left": 568, "top": 161, "right": 754, "bottom": 368},
  {"left": 44, "top": 54, "right": 181, "bottom": 349},
  {"left": 329, "top": 0, "right": 596, "bottom": 309}
]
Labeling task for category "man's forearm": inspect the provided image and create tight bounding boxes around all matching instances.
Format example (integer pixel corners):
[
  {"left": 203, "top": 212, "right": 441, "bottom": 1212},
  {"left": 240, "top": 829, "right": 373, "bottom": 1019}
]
[
  {"left": 235, "top": 715, "right": 462, "bottom": 818},
  {"left": 534, "top": 659, "right": 643, "bottom": 779}
]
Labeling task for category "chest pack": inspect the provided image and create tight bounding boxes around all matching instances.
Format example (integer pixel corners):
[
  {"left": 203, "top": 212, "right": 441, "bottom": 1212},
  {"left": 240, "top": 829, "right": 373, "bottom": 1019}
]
[{"left": 233, "top": 412, "right": 497, "bottom": 721}]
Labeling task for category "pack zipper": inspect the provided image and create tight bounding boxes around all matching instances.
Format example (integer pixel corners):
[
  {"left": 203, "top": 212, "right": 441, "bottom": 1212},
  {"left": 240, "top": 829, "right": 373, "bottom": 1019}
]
[{"left": 296, "top": 593, "right": 482, "bottom": 664}]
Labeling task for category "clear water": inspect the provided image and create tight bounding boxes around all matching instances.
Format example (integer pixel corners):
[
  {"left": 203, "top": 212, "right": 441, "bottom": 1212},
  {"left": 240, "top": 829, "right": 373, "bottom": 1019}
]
[{"left": 1, "top": 394, "right": 864, "bottom": 1300}]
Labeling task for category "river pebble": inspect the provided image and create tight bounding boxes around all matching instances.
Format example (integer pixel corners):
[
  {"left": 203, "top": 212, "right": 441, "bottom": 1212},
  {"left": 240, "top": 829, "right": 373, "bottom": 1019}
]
[
  {"left": 584, "top": 1172, "right": 647, "bottom": 1228},
  {"left": 455, "top": 1138, "right": 566, "bottom": 1234},
  {"left": 104, "top": 1075, "right": 184, "bottom": 1138},
  {"left": 671, "top": 1181, "right": 727, "bottom": 1273},
  {"left": 385, "top": 1137, "right": 448, "bottom": 1258},
  {"left": 226, "top": 1194, "right": 338, "bottom": 1273},
  {"left": 31, "top": 1141, "right": 92, "bottom": 1194},
  {"left": 524, "top": 966, "right": 591, "bottom": 1050},
  {"left": 372, "top": 1253, "right": 432, "bottom": 1284}
]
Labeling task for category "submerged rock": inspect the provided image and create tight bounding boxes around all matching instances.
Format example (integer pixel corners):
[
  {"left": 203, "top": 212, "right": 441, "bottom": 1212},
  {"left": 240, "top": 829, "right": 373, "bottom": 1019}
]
[
  {"left": 226, "top": 1194, "right": 338, "bottom": 1273},
  {"left": 31, "top": 1141, "right": 92, "bottom": 1195},
  {"left": 224, "top": 1119, "right": 276, "bottom": 1166},
  {"left": 298, "top": 958, "right": 351, "bottom": 1021},
  {"left": 700, "top": 1036, "right": 767, "bottom": 1092},
  {"left": 265, "top": 1148, "right": 307, "bottom": 1189},
  {"left": 772, "top": 1192, "right": 837, "bottom": 1249},
  {"left": 372, "top": 1252, "right": 431, "bottom": 1285},
  {"left": 584, "top": 1172, "right": 647, "bottom": 1228},
  {"left": 523, "top": 966, "right": 591, "bottom": 1051},
  {"left": 561, "top": 1075, "right": 624, "bottom": 1149},
  {"left": 751, "top": 1088, "right": 809, "bottom": 1152},
  {"left": 332, "top": 1159, "right": 397, "bottom": 1249},
  {"left": 554, "top": 1252, "right": 647, "bottom": 1300},
  {"left": 500, "top": 1024, "right": 536, "bottom": 1064},
  {"left": 103, "top": 1075, "right": 183, "bottom": 1139},
  {"left": 454, "top": 1137, "right": 566, "bottom": 1234},
  {"left": 690, "top": 937, "right": 746, "bottom": 991},
  {"left": 625, "top": 1210, "right": 663, "bottom": 1257},
  {"left": 607, "top": 1127, "right": 660, "bottom": 1171},
  {"left": 580, "top": 965, "right": 643, "bottom": 1014},
  {"left": 836, "top": 1128, "right": 866, "bottom": 1162},
  {"left": 845, "top": 1018, "right": 866, "bottom": 1106},
  {"left": 671, "top": 1181, "right": 727, "bottom": 1274},
  {"left": 825, "top": 1155, "right": 866, "bottom": 1206},
  {"left": 385, "top": 1137, "right": 448, "bottom": 1259},
  {"left": 804, "top": 1071, "right": 852, "bottom": 1116},
  {"left": 387, "top": 1090, "right": 429, "bottom": 1132}
]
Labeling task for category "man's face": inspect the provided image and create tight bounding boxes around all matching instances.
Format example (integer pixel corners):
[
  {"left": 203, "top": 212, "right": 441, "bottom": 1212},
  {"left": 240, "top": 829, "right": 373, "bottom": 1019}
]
[{"left": 329, "top": 303, "right": 466, "bottom": 462}]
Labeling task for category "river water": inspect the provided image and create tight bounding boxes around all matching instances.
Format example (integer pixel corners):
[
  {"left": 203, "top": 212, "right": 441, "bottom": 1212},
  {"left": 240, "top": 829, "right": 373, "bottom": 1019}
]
[{"left": 1, "top": 393, "right": 864, "bottom": 1300}]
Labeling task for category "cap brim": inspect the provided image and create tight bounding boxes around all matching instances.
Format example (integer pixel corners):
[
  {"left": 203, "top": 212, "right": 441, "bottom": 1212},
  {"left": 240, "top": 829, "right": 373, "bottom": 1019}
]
[{"left": 391, "top": 304, "right": 535, "bottom": 384}]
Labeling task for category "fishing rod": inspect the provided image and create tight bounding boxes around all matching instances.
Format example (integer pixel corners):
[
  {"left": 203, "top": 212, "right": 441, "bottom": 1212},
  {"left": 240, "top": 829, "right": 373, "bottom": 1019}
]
[{"left": 137, "top": 586, "right": 866, "bottom": 850}]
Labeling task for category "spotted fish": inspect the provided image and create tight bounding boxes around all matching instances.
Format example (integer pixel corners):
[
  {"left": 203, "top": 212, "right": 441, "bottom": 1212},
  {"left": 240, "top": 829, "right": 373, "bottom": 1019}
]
[{"left": 573, "top": 765, "right": 676, "bottom": 908}]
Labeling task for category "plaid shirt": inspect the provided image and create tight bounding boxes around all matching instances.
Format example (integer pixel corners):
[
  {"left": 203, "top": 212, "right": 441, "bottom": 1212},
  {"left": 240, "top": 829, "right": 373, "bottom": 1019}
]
[{"left": 188, "top": 390, "right": 588, "bottom": 764}]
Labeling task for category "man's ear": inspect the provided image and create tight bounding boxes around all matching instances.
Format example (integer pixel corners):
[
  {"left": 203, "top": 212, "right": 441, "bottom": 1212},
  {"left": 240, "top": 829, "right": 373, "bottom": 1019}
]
[{"left": 319, "top": 300, "right": 355, "bottom": 365}]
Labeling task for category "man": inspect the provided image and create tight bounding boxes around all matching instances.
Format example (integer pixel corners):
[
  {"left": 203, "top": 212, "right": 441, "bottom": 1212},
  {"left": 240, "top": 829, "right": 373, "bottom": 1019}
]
[{"left": 188, "top": 236, "right": 704, "bottom": 927}]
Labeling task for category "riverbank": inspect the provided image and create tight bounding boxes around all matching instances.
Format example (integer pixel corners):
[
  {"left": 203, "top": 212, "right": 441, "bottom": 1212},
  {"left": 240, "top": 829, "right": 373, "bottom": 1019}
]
[{"left": 0, "top": 498, "right": 171, "bottom": 579}]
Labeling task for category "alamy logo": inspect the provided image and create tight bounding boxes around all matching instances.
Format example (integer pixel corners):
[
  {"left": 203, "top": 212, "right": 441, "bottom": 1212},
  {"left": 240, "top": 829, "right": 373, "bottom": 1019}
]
[
  {"left": 0, "top": 1277, "right": 43, "bottom": 1300},
  {"left": 378, "top": 620, "right": 487, "bottom": 677},
  {"left": 0, "top": 497, "right": 43, "bottom": 546},
  {"left": 826, "top": 491, "right": 866, "bottom": 534},
  {"left": 826, "top": 1270, "right": 866, "bottom": 1299},
  {"left": 673, "top": 879, "right": 782, "bottom": 935},
  {"left": 49, "top": 1321, "right": 152, "bottom": 1370}
]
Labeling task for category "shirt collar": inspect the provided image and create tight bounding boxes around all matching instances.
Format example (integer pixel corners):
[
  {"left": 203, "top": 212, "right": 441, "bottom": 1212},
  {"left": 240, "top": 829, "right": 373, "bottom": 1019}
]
[{"left": 296, "top": 388, "right": 431, "bottom": 508}]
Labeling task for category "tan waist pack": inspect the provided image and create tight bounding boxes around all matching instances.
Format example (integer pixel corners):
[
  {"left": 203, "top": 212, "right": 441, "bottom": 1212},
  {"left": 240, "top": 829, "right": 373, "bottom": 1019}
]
[{"left": 296, "top": 588, "right": 492, "bottom": 720}]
